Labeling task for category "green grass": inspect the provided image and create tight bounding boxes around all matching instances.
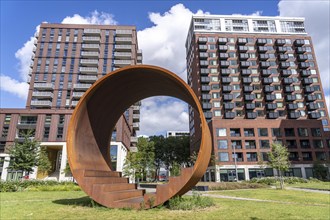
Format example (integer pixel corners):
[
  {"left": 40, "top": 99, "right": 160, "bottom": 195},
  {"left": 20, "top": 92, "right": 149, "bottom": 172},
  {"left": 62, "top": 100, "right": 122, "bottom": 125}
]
[
  {"left": 287, "top": 181, "right": 330, "bottom": 191},
  {"left": 1, "top": 189, "right": 329, "bottom": 220},
  {"left": 210, "top": 188, "right": 330, "bottom": 205}
]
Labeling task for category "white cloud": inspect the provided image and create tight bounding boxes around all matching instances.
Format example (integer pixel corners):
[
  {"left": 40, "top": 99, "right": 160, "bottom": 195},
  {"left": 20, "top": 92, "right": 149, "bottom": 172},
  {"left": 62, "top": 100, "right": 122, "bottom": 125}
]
[
  {"left": 61, "top": 10, "right": 117, "bottom": 25},
  {"left": 325, "top": 95, "right": 330, "bottom": 116},
  {"left": 137, "top": 4, "right": 209, "bottom": 81},
  {"left": 232, "top": 10, "right": 263, "bottom": 17},
  {"left": 0, "top": 75, "right": 29, "bottom": 99},
  {"left": 139, "top": 97, "right": 189, "bottom": 136},
  {"left": 278, "top": 0, "right": 330, "bottom": 92}
]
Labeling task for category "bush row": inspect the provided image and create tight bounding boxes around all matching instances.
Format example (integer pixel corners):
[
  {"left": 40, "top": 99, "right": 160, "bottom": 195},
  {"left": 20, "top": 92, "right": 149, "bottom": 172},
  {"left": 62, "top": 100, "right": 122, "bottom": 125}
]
[
  {"left": 197, "top": 181, "right": 267, "bottom": 190},
  {"left": 0, "top": 180, "right": 80, "bottom": 192},
  {"left": 248, "top": 177, "right": 320, "bottom": 185},
  {"left": 167, "top": 192, "right": 215, "bottom": 210}
]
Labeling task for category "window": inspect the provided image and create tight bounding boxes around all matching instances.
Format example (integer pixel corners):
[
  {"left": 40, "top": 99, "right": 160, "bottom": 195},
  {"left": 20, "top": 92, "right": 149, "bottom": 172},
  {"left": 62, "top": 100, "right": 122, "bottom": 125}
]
[
  {"left": 57, "top": 127, "right": 64, "bottom": 139},
  {"left": 244, "top": 128, "right": 254, "bottom": 137},
  {"left": 259, "top": 140, "right": 270, "bottom": 149},
  {"left": 284, "top": 128, "right": 295, "bottom": 137},
  {"left": 218, "top": 140, "right": 228, "bottom": 149},
  {"left": 232, "top": 140, "right": 242, "bottom": 149},
  {"left": 213, "top": 101, "right": 221, "bottom": 108},
  {"left": 43, "top": 127, "right": 50, "bottom": 139},
  {"left": 1, "top": 127, "right": 8, "bottom": 138},
  {"left": 298, "top": 128, "right": 308, "bottom": 137},
  {"left": 217, "top": 128, "right": 227, "bottom": 137},
  {"left": 4, "top": 115, "right": 11, "bottom": 124},
  {"left": 214, "top": 110, "right": 221, "bottom": 117},
  {"left": 286, "top": 140, "right": 297, "bottom": 148},
  {"left": 311, "top": 128, "right": 321, "bottom": 137},
  {"left": 272, "top": 128, "right": 281, "bottom": 137},
  {"left": 300, "top": 140, "right": 310, "bottom": 148},
  {"left": 313, "top": 140, "right": 324, "bottom": 149},
  {"left": 219, "top": 152, "right": 229, "bottom": 162},
  {"left": 245, "top": 140, "right": 256, "bottom": 149},
  {"left": 258, "top": 128, "right": 268, "bottom": 137},
  {"left": 230, "top": 128, "right": 241, "bottom": 137}
]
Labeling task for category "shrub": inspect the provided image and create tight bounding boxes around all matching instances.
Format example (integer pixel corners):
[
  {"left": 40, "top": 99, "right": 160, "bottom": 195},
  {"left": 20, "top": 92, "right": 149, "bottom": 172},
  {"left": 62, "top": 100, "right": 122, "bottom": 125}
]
[
  {"left": 197, "top": 182, "right": 267, "bottom": 190},
  {"left": 249, "top": 177, "right": 308, "bottom": 185},
  {"left": 167, "top": 192, "right": 215, "bottom": 210},
  {"left": 0, "top": 180, "right": 80, "bottom": 192}
]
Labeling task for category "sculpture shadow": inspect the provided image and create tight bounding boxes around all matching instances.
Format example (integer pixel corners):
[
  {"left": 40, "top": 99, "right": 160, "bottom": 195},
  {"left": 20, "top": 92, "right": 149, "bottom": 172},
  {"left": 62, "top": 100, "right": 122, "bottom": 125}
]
[{"left": 53, "top": 196, "right": 94, "bottom": 207}]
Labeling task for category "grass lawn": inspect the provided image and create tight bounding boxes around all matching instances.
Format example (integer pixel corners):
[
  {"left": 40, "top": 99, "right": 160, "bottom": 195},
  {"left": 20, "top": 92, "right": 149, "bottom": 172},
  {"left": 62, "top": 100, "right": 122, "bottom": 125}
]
[
  {"left": 210, "top": 188, "right": 330, "bottom": 205},
  {"left": 1, "top": 189, "right": 329, "bottom": 220},
  {"left": 286, "top": 182, "right": 330, "bottom": 191}
]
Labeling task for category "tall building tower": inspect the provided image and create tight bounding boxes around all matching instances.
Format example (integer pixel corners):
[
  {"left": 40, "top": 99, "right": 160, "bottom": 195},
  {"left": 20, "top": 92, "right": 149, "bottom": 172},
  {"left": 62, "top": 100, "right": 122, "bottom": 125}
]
[
  {"left": 186, "top": 15, "right": 330, "bottom": 182},
  {"left": 0, "top": 23, "right": 142, "bottom": 181}
]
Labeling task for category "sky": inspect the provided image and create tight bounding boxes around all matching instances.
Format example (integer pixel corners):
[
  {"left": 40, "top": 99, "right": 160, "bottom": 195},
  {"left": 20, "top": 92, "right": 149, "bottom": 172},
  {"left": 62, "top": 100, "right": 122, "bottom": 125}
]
[{"left": 0, "top": 0, "right": 329, "bottom": 136}]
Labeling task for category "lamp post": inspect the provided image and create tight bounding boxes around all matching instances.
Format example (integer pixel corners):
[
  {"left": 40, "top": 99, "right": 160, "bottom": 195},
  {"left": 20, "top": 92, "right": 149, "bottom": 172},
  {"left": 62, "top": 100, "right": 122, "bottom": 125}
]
[{"left": 233, "top": 145, "right": 239, "bottom": 182}]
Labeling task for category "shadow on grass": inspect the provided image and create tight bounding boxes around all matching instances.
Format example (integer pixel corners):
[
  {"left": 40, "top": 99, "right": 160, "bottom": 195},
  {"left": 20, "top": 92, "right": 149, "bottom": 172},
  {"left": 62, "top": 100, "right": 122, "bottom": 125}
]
[{"left": 53, "top": 196, "right": 93, "bottom": 207}]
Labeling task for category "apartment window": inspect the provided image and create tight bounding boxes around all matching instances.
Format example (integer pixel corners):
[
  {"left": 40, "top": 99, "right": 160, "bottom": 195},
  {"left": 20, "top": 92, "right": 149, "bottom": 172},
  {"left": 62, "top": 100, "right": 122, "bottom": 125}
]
[
  {"left": 214, "top": 110, "right": 221, "bottom": 117},
  {"left": 232, "top": 140, "right": 242, "bottom": 149},
  {"left": 1, "top": 127, "right": 9, "bottom": 138},
  {"left": 298, "top": 128, "right": 308, "bottom": 137},
  {"left": 217, "top": 128, "right": 227, "bottom": 137},
  {"left": 59, "top": 115, "right": 65, "bottom": 124},
  {"left": 0, "top": 143, "right": 5, "bottom": 153},
  {"left": 57, "top": 127, "right": 64, "bottom": 139},
  {"left": 218, "top": 140, "right": 228, "bottom": 149},
  {"left": 219, "top": 152, "right": 229, "bottom": 162},
  {"left": 272, "top": 128, "right": 281, "bottom": 137},
  {"left": 245, "top": 140, "right": 256, "bottom": 149},
  {"left": 244, "top": 128, "right": 254, "bottom": 137},
  {"left": 259, "top": 140, "right": 270, "bottom": 149},
  {"left": 4, "top": 115, "right": 11, "bottom": 124},
  {"left": 213, "top": 101, "right": 221, "bottom": 108},
  {"left": 246, "top": 152, "right": 257, "bottom": 162},
  {"left": 311, "top": 128, "right": 321, "bottom": 137},
  {"left": 300, "top": 140, "right": 310, "bottom": 148},
  {"left": 284, "top": 128, "right": 295, "bottom": 137},
  {"left": 258, "top": 128, "right": 268, "bottom": 137},
  {"left": 43, "top": 127, "right": 50, "bottom": 139},
  {"left": 313, "top": 140, "right": 324, "bottom": 149},
  {"left": 230, "top": 128, "right": 241, "bottom": 137}
]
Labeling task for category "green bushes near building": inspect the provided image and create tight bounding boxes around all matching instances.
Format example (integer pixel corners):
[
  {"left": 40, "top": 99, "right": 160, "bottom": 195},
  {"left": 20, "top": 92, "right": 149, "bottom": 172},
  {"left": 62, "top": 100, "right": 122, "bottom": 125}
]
[{"left": 0, "top": 180, "right": 80, "bottom": 192}]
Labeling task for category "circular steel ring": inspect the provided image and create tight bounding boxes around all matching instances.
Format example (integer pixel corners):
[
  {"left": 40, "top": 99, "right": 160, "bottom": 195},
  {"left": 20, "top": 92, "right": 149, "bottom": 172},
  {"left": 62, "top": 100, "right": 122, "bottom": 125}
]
[{"left": 67, "top": 65, "right": 212, "bottom": 208}]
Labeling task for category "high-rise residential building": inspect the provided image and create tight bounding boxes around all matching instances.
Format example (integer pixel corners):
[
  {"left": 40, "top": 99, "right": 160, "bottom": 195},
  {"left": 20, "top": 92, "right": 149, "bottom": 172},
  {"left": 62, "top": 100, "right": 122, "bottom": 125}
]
[
  {"left": 186, "top": 15, "right": 330, "bottom": 182},
  {"left": 0, "top": 23, "right": 142, "bottom": 181}
]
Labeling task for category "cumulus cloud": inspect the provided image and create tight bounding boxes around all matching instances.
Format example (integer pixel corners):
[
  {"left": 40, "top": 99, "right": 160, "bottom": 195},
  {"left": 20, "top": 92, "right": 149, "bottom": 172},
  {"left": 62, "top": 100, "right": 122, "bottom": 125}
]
[
  {"left": 325, "top": 95, "right": 330, "bottom": 116},
  {"left": 137, "top": 4, "right": 209, "bottom": 80},
  {"left": 278, "top": 0, "right": 330, "bottom": 93},
  {"left": 61, "top": 10, "right": 117, "bottom": 25},
  {"left": 139, "top": 97, "right": 189, "bottom": 136},
  {"left": 0, "top": 75, "right": 29, "bottom": 99}
]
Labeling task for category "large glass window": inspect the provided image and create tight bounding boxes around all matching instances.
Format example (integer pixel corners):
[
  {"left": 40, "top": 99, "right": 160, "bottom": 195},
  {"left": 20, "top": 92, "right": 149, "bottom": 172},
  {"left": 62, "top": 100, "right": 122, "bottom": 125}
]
[
  {"left": 219, "top": 152, "right": 229, "bottom": 162},
  {"left": 285, "top": 128, "right": 295, "bottom": 137},
  {"left": 298, "top": 128, "right": 308, "bottom": 137},
  {"left": 258, "top": 128, "right": 268, "bottom": 137},
  {"left": 272, "top": 128, "right": 281, "bottom": 137},
  {"left": 217, "top": 128, "right": 227, "bottom": 137},
  {"left": 311, "top": 128, "right": 321, "bottom": 137},
  {"left": 218, "top": 140, "right": 228, "bottom": 149},
  {"left": 260, "top": 140, "right": 270, "bottom": 149}
]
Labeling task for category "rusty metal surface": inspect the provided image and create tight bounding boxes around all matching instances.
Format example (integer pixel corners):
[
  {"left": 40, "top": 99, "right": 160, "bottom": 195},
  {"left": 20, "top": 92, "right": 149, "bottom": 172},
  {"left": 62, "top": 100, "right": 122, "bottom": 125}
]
[{"left": 67, "top": 65, "right": 212, "bottom": 209}]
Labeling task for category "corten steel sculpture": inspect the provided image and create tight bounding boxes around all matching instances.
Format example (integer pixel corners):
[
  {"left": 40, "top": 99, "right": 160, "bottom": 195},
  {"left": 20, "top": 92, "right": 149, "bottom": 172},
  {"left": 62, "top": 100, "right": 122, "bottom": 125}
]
[{"left": 67, "top": 65, "right": 212, "bottom": 209}]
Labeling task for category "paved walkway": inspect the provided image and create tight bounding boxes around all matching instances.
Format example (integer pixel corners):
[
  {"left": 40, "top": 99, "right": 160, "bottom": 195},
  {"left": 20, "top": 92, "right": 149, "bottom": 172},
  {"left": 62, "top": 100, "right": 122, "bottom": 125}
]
[{"left": 284, "top": 187, "right": 330, "bottom": 194}]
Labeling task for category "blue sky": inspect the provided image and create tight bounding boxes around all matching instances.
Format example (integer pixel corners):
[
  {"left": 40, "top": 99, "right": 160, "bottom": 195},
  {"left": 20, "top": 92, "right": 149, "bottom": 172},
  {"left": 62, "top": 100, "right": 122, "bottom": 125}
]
[{"left": 0, "top": 0, "right": 329, "bottom": 135}]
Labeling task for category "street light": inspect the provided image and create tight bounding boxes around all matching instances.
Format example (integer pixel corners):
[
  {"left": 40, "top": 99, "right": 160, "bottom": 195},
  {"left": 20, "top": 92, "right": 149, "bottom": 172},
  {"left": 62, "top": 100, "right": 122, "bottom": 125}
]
[{"left": 232, "top": 145, "right": 239, "bottom": 182}]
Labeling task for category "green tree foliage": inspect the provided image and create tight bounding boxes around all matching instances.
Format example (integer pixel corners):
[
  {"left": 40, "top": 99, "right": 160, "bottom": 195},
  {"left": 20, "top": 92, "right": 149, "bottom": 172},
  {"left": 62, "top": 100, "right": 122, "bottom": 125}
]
[
  {"left": 267, "top": 143, "right": 290, "bottom": 189},
  {"left": 7, "top": 131, "right": 51, "bottom": 177},
  {"left": 313, "top": 161, "right": 329, "bottom": 180}
]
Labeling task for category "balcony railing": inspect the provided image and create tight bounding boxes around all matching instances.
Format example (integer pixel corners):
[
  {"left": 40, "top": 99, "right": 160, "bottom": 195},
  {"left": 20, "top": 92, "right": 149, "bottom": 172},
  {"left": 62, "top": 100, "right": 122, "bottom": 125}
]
[
  {"left": 78, "top": 75, "right": 98, "bottom": 82},
  {"left": 83, "top": 29, "right": 101, "bottom": 35},
  {"left": 73, "top": 84, "right": 92, "bottom": 90},
  {"left": 79, "top": 67, "right": 98, "bottom": 73},
  {"left": 72, "top": 92, "right": 84, "bottom": 98},
  {"left": 113, "top": 60, "right": 134, "bottom": 66},
  {"left": 32, "top": 91, "right": 54, "bottom": 98},
  {"left": 30, "top": 100, "right": 52, "bottom": 107},
  {"left": 34, "top": 83, "right": 54, "bottom": 90},
  {"left": 82, "top": 44, "right": 100, "bottom": 50},
  {"left": 116, "top": 29, "right": 133, "bottom": 36},
  {"left": 81, "top": 51, "right": 99, "bottom": 57},
  {"left": 80, "top": 59, "right": 99, "bottom": 66},
  {"left": 114, "top": 45, "right": 132, "bottom": 51},
  {"left": 82, "top": 36, "right": 100, "bottom": 42}
]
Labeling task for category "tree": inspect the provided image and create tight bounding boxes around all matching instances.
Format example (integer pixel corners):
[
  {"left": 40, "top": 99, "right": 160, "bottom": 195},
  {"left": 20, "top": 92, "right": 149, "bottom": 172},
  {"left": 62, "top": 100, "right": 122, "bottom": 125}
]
[
  {"left": 313, "top": 161, "right": 329, "bottom": 180},
  {"left": 267, "top": 143, "right": 290, "bottom": 189},
  {"left": 7, "top": 131, "right": 51, "bottom": 179}
]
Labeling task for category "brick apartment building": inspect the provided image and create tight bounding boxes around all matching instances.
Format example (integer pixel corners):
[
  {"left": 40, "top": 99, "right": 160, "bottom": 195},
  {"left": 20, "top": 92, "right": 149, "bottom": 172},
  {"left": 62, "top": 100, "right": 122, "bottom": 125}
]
[
  {"left": 0, "top": 23, "right": 142, "bottom": 181},
  {"left": 186, "top": 15, "right": 330, "bottom": 181}
]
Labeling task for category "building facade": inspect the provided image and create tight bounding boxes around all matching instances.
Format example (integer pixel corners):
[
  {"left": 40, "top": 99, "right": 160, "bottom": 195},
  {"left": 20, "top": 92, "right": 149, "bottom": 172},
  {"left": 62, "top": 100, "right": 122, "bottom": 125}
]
[
  {"left": 0, "top": 23, "right": 142, "bottom": 181},
  {"left": 186, "top": 15, "right": 330, "bottom": 181}
]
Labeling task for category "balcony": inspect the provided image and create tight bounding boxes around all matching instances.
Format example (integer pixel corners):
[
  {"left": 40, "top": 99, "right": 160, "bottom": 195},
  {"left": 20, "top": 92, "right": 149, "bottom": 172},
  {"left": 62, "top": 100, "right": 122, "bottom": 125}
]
[
  {"left": 114, "top": 52, "right": 132, "bottom": 59},
  {"left": 299, "top": 62, "right": 310, "bottom": 69},
  {"left": 115, "top": 37, "right": 132, "bottom": 43},
  {"left": 264, "top": 85, "right": 275, "bottom": 93},
  {"left": 301, "top": 70, "right": 312, "bottom": 77},
  {"left": 132, "top": 105, "right": 140, "bottom": 113},
  {"left": 287, "top": 103, "right": 298, "bottom": 110},
  {"left": 221, "top": 69, "right": 230, "bottom": 75},
  {"left": 222, "top": 85, "right": 232, "bottom": 93},
  {"left": 241, "top": 69, "right": 252, "bottom": 76},
  {"left": 276, "top": 39, "right": 286, "bottom": 45},
  {"left": 245, "top": 103, "right": 256, "bottom": 110},
  {"left": 304, "top": 86, "right": 315, "bottom": 93},
  {"left": 263, "top": 78, "right": 273, "bottom": 84},
  {"left": 114, "top": 45, "right": 132, "bottom": 51},
  {"left": 201, "top": 77, "right": 210, "bottom": 84},
  {"left": 81, "top": 51, "right": 99, "bottom": 58},
  {"left": 130, "top": 136, "right": 138, "bottom": 143},
  {"left": 30, "top": 100, "right": 52, "bottom": 107},
  {"left": 71, "top": 101, "right": 79, "bottom": 106},
  {"left": 34, "top": 83, "right": 54, "bottom": 90},
  {"left": 243, "top": 77, "right": 252, "bottom": 84},
  {"left": 133, "top": 114, "right": 140, "bottom": 122},
  {"left": 80, "top": 59, "right": 99, "bottom": 66},
  {"left": 240, "top": 53, "right": 249, "bottom": 60},
  {"left": 284, "top": 86, "right": 294, "bottom": 93},
  {"left": 78, "top": 75, "right": 98, "bottom": 82},
  {"left": 261, "top": 69, "right": 271, "bottom": 76},
  {"left": 133, "top": 122, "right": 140, "bottom": 130},
  {"left": 289, "top": 111, "right": 301, "bottom": 119},
  {"left": 265, "top": 94, "right": 276, "bottom": 101},
  {"left": 82, "top": 44, "right": 100, "bottom": 50},
  {"left": 257, "top": 38, "right": 267, "bottom": 45},
  {"left": 297, "top": 54, "right": 308, "bottom": 61},
  {"left": 82, "top": 36, "right": 100, "bottom": 42},
  {"left": 218, "top": 38, "right": 227, "bottom": 44},
  {"left": 116, "top": 29, "right": 133, "bottom": 36},
  {"left": 267, "top": 112, "right": 279, "bottom": 119},
  {"left": 246, "top": 112, "right": 257, "bottom": 119},
  {"left": 278, "top": 54, "right": 289, "bottom": 61},
  {"left": 294, "top": 39, "right": 305, "bottom": 46},
  {"left": 202, "top": 103, "right": 212, "bottom": 110},
  {"left": 286, "top": 94, "right": 297, "bottom": 101},
  {"left": 266, "top": 103, "right": 277, "bottom": 110},
  {"left": 238, "top": 46, "right": 248, "bottom": 52},
  {"left": 224, "top": 102, "right": 235, "bottom": 110},
  {"left": 198, "top": 45, "right": 207, "bottom": 51},
  {"left": 198, "top": 37, "right": 207, "bottom": 43},
  {"left": 114, "top": 60, "right": 134, "bottom": 66},
  {"left": 223, "top": 94, "right": 234, "bottom": 101},
  {"left": 201, "top": 85, "right": 210, "bottom": 92},
  {"left": 225, "top": 112, "right": 236, "bottom": 119},
  {"left": 219, "top": 45, "right": 228, "bottom": 51},
  {"left": 282, "top": 70, "right": 292, "bottom": 77},
  {"left": 80, "top": 67, "right": 98, "bottom": 73},
  {"left": 222, "top": 77, "right": 231, "bottom": 84},
  {"left": 306, "top": 95, "right": 317, "bottom": 102},
  {"left": 302, "top": 78, "right": 313, "bottom": 85},
  {"left": 244, "top": 94, "right": 256, "bottom": 101},
  {"left": 283, "top": 78, "right": 293, "bottom": 84},
  {"left": 73, "top": 83, "right": 92, "bottom": 90},
  {"left": 243, "top": 86, "right": 253, "bottom": 92},
  {"left": 307, "top": 103, "right": 318, "bottom": 110},
  {"left": 83, "top": 29, "right": 101, "bottom": 35},
  {"left": 238, "top": 38, "right": 247, "bottom": 44},
  {"left": 296, "top": 47, "right": 307, "bottom": 54},
  {"left": 72, "top": 92, "right": 84, "bottom": 99},
  {"left": 32, "top": 91, "right": 54, "bottom": 98},
  {"left": 309, "top": 112, "right": 321, "bottom": 119},
  {"left": 202, "top": 94, "right": 211, "bottom": 100},
  {"left": 219, "top": 53, "right": 229, "bottom": 60},
  {"left": 220, "top": 61, "right": 230, "bottom": 67}
]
